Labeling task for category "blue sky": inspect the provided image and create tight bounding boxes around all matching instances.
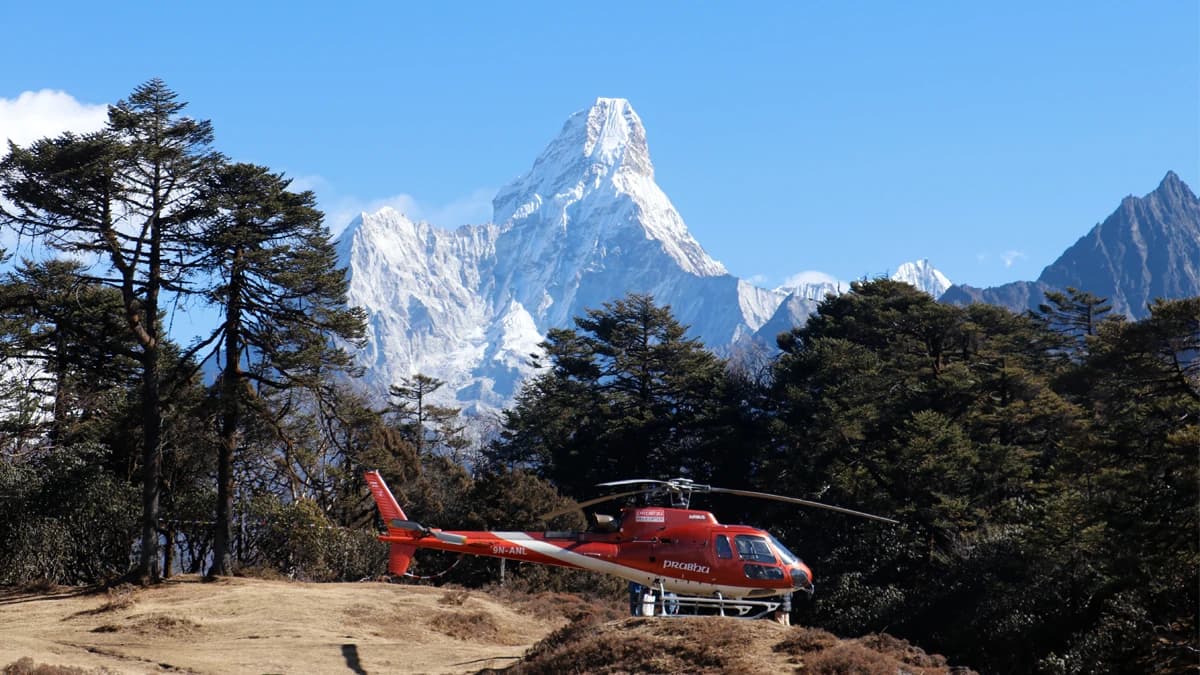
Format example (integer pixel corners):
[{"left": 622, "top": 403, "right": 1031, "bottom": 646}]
[{"left": 2, "top": 2, "right": 1197, "bottom": 294}]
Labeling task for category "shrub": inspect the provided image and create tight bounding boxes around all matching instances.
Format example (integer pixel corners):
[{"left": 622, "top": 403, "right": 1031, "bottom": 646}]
[
  {"left": 804, "top": 642, "right": 898, "bottom": 675},
  {"left": 245, "top": 497, "right": 386, "bottom": 581}
]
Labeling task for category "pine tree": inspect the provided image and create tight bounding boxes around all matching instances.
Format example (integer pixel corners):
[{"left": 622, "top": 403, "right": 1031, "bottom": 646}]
[
  {"left": 1036, "top": 286, "right": 1115, "bottom": 357},
  {"left": 0, "top": 80, "right": 221, "bottom": 580},
  {"left": 768, "top": 278, "right": 1080, "bottom": 670},
  {"left": 1054, "top": 296, "right": 1200, "bottom": 669},
  {"left": 490, "top": 293, "right": 732, "bottom": 494},
  {"left": 387, "top": 374, "right": 466, "bottom": 459},
  {"left": 199, "top": 161, "right": 366, "bottom": 576},
  {"left": 0, "top": 260, "right": 138, "bottom": 446}
]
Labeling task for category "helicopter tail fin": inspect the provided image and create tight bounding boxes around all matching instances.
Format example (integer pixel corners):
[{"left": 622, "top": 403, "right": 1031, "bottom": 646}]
[
  {"left": 364, "top": 470, "right": 408, "bottom": 523},
  {"left": 364, "top": 470, "right": 416, "bottom": 576}
]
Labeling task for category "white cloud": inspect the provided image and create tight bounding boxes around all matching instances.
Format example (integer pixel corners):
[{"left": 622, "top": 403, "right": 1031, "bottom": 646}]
[
  {"left": 1000, "top": 250, "right": 1026, "bottom": 268},
  {"left": 0, "top": 90, "right": 108, "bottom": 153},
  {"left": 745, "top": 273, "right": 769, "bottom": 287},
  {"left": 0, "top": 90, "right": 109, "bottom": 252},
  {"left": 286, "top": 174, "right": 329, "bottom": 194}
]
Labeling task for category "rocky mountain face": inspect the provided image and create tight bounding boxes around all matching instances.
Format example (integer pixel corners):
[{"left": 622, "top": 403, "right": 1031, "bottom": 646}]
[
  {"left": 941, "top": 172, "right": 1199, "bottom": 318},
  {"left": 338, "top": 99, "right": 792, "bottom": 411}
]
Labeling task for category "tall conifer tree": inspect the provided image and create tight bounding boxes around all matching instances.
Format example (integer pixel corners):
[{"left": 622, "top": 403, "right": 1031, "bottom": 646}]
[
  {"left": 491, "top": 293, "right": 731, "bottom": 493},
  {"left": 0, "top": 80, "right": 220, "bottom": 580},
  {"left": 200, "top": 162, "right": 365, "bottom": 575}
]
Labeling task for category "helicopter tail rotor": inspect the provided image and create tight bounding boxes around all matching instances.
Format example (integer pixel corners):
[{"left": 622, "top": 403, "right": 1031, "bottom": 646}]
[{"left": 390, "top": 519, "right": 468, "bottom": 545}]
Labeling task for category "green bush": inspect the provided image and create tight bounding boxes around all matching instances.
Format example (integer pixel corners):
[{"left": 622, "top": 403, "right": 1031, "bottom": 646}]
[
  {"left": 245, "top": 496, "right": 385, "bottom": 581},
  {"left": 0, "top": 444, "right": 137, "bottom": 584}
]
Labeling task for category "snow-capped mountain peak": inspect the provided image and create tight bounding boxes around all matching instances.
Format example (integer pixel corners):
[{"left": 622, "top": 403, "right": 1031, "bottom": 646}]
[
  {"left": 582, "top": 97, "right": 651, "bottom": 176},
  {"left": 774, "top": 270, "right": 846, "bottom": 301},
  {"left": 339, "top": 98, "right": 764, "bottom": 413},
  {"left": 891, "top": 259, "right": 952, "bottom": 297},
  {"left": 490, "top": 97, "right": 726, "bottom": 328},
  {"left": 493, "top": 97, "right": 651, "bottom": 224}
]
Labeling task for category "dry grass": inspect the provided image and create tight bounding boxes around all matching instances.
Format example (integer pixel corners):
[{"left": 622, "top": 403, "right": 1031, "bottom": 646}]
[
  {"left": 233, "top": 565, "right": 289, "bottom": 581},
  {"left": 67, "top": 586, "right": 136, "bottom": 619},
  {"left": 439, "top": 588, "right": 472, "bottom": 606},
  {"left": 0, "top": 576, "right": 976, "bottom": 674},
  {"left": 0, "top": 576, "right": 562, "bottom": 674},
  {"left": 91, "top": 613, "right": 202, "bottom": 637},
  {"left": 857, "top": 632, "right": 949, "bottom": 669},
  {"left": 429, "top": 609, "right": 522, "bottom": 645},
  {"left": 15, "top": 580, "right": 57, "bottom": 594},
  {"left": 804, "top": 642, "right": 900, "bottom": 675},
  {"left": 493, "top": 617, "right": 977, "bottom": 675},
  {"left": 774, "top": 626, "right": 841, "bottom": 655},
  {"left": 484, "top": 585, "right": 626, "bottom": 624},
  {"left": 493, "top": 616, "right": 786, "bottom": 674},
  {"left": 1, "top": 658, "right": 115, "bottom": 674}
]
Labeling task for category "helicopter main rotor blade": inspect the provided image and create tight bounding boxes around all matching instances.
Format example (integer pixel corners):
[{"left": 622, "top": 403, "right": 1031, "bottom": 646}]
[
  {"left": 595, "top": 479, "right": 671, "bottom": 488},
  {"left": 540, "top": 489, "right": 651, "bottom": 521},
  {"left": 709, "top": 487, "right": 899, "bottom": 524}
]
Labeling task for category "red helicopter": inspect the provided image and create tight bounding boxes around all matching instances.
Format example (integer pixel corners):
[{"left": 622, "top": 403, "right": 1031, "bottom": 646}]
[{"left": 365, "top": 471, "right": 896, "bottom": 618}]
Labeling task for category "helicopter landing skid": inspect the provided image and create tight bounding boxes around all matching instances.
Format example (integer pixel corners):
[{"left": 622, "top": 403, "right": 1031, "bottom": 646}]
[{"left": 646, "top": 589, "right": 781, "bottom": 620}]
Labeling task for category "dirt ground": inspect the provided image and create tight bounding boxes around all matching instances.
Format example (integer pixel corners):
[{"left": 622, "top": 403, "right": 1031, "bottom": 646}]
[
  {"left": 0, "top": 576, "right": 972, "bottom": 675},
  {"left": 0, "top": 576, "right": 563, "bottom": 674}
]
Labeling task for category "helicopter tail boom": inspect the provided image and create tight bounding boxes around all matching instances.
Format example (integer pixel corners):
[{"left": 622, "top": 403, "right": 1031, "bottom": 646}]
[{"left": 364, "top": 471, "right": 416, "bottom": 575}]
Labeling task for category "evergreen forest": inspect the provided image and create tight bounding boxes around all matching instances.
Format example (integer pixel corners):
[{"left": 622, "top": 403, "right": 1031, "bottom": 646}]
[{"left": 0, "top": 81, "right": 1196, "bottom": 674}]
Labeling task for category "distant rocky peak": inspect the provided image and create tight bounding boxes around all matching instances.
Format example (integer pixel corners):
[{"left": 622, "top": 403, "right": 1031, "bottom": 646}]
[
  {"left": 1152, "top": 170, "right": 1194, "bottom": 202},
  {"left": 942, "top": 171, "right": 1198, "bottom": 320}
]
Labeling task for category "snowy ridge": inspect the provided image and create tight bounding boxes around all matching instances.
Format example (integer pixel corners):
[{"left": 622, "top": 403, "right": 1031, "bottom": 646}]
[
  {"left": 336, "top": 209, "right": 504, "bottom": 408},
  {"left": 891, "top": 259, "right": 952, "bottom": 297}
]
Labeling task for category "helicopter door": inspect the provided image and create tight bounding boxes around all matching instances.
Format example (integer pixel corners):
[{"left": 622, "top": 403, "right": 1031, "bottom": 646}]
[{"left": 712, "top": 533, "right": 734, "bottom": 570}]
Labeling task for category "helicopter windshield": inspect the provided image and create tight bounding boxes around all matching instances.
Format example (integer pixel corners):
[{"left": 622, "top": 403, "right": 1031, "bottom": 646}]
[
  {"left": 734, "top": 535, "right": 777, "bottom": 563},
  {"left": 768, "top": 534, "right": 799, "bottom": 565}
]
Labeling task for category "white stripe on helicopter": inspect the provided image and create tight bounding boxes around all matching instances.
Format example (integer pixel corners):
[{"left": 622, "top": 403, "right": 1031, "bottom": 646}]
[{"left": 489, "top": 531, "right": 759, "bottom": 599}]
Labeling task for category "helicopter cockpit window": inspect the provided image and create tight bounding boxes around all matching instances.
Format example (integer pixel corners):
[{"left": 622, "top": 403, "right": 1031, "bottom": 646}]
[
  {"left": 734, "top": 535, "right": 777, "bottom": 563},
  {"left": 715, "top": 535, "right": 733, "bottom": 559},
  {"left": 767, "top": 534, "right": 799, "bottom": 565}
]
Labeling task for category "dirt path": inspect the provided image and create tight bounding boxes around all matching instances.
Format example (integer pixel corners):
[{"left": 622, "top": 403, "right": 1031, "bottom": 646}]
[{"left": 0, "top": 576, "right": 563, "bottom": 674}]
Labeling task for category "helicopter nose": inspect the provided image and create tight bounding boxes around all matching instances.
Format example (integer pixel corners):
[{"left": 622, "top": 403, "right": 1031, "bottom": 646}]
[{"left": 791, "top": 562, "right": 814, "bottom": 593}]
